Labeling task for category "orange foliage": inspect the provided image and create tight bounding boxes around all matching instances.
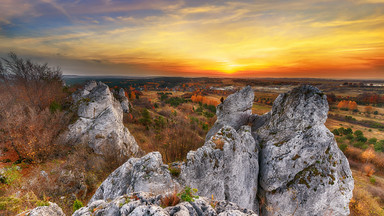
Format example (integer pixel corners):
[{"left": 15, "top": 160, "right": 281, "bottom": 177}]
[
  {"left": 191, "top": 94, "right": 220, "bottom": 106},
  {"left": 337, "top": 100, "right": 357, "bottom": 110},
  {"left": 363, "top": 164, "right": 375, "bottom": 177}
]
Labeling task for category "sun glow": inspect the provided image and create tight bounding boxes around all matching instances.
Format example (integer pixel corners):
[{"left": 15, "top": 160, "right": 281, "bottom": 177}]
[{"left": 0, "top": 0, "right": 383, "bottom": 78}]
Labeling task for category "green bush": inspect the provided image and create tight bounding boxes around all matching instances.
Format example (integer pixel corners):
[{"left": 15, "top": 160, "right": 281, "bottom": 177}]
[
  {"left": 139, "top": 109, "right": 151, "bottom": 126},
  {"left": 368, "top": 138, "right": 377, "bottom": 145},
  {"left": 332, "top": 129, "right": 340, "bottom": 136},
  {"left": 344, "top": 128, "right": 353, "bottom": 135},
  {"left": 178, "top": 186, "right": 199, "bottom": 202},
  {"left": 73, "top": 199, "right": 83, "bottom": 212},
  {"left": 355, "top": 136, "right": 367, "bottom": 143},
  {"left": 370, "top": 176, "right": 376, "bottom": 184},
  {"left": 339, "top": 143, "right": 348, "bottom": 152},
  {"left": 354, "top": 130, "right": 363, "bottom": 137},
  {"left": 346, "top": 134, "right": 354, "bottom": 140},
  {"left": 374, "top": 140, "right": 384, "bottom": 152},
  {"left": 353, "top": 141, "right": 365, "bottom": 149}
]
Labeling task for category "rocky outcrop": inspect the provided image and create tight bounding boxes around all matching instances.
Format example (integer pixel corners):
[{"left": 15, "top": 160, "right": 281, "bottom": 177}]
[
  {"left": 181, "top": 125, "right": 259, "bottom": 211},
  {"left": 18, "top": 202, "right": 65, "bottom": 216},
  {"left": 75, "top": 192, "right": 257, "bottom": 216},
  {"left": 90, "top": 152, "right": 179, "bottom": 203},
  {"left": 205, "top": 86, "right": 254, "bottom": 141},
  {"left": 118, "top": 88, "right": 130, "bottom": 113},
  {"left": 84, "top": 85, "right": 353, "bottom": 216},
  {"left": 65, "top": 81, "right": 139, "bottom": 156},
  {"left": 255, "top": 85, "right": 354, "bottom": 216}
]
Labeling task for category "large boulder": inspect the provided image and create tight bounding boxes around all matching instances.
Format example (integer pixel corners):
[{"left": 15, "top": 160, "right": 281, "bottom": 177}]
[
  {"left": 65, "top": 81, "right": 139, "bottom": 156},
  {"left": 206, "top": 86, "right": 254, "bottom": 141},
  {"left": 74, "top": 192, "right": 257, "bottom": 216},
  {"left": 255, "top": 85, "right": 354, "bottom": 216},
  {"left": 181, "top": 125, "right": 259, "bottom": 211},
  {"left": 90, "top": 152, "right": 179, "bottom": 203}
]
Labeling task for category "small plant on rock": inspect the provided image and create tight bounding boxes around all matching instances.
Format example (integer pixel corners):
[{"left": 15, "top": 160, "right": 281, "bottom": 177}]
[
  {"left": 161, "top": 190, "right": 180, "bottom": 207},
  {"left": 178, "top": 186, "right": 199, "bottom": 202},
  {"left": 73, "top": 199, "right": 84, "bottom": 212}
]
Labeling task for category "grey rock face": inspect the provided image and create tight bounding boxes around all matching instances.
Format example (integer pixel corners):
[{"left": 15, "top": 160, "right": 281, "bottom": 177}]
[
  {"left": 81, "top": 85, "right": 353, "bottom": 216},
  {"left": 66, "top": 81, "right": 139, "bottom": 156},
  {"left": 118, "top": 88, "right": 130, "bottom": 113},
  {"left": 255, "top": 85, "right": 354, "bottom": 216},
  {"left": 74, "top": 192, "right": 257, "bottom": 216},
  {"left": 181, "top": 125, "right": 259, "bottom": 211},
  {"left": 90, "top": 152, "right": 179, "bottom": 203},
  {"left": 19, "top": 202, "right": 65, "bottom": 216},
  {"left": 206, "top": 86, "right": 254, "bottom": 141}
]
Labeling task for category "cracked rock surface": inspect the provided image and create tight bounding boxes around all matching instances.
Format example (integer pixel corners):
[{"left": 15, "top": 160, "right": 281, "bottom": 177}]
[{"left": 65, "top": 81, "right": 139, "bottom": 156}]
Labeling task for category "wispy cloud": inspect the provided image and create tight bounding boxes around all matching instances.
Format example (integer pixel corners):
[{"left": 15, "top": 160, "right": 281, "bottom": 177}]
[{"left": 0, "top": 0, "right": 383, "bottom": 78}]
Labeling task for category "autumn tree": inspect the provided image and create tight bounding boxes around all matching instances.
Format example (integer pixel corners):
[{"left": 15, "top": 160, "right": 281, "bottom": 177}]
[
  {"left": 0, "top": 52, "right": 64, "bottom": 110},
  {"left": 0, "top": 52, "right": 71, "bottom": 163}
]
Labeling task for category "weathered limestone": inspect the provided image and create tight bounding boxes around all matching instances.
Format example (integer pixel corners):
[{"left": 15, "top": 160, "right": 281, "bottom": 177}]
[
  {"left": 206, "top": 86, "right": 254, "bottom": 141},
  {"left": 66, "top": 81, "right": 139, "bottom": 156},
  {"left": 18, "top": 202, "right": 65, "bottom": 216},
  {"left": 90, "top": 152, "right": 179, "bottom": 203},
  {"left": 255, "top": 85, "right": 354, "bottom": 216},
  {"left": 181, "top": 125, "right": 259, "bottom": 211},
  {"left": 74, "top": 192, "right": 258, "bottom": 216},
  {"left": 71, "top": 84, "right": 353, "bottom": 216},
  {"left": 118, "top": 88, "right": 130, "bottom": 113}
]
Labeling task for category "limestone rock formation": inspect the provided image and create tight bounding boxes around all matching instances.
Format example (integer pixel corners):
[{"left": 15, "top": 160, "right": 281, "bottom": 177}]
[
  {"left": 75, "top": 192, "right": 257, "bottom": 216},
  {"left": 90, "top": 152, "right": 179, "bottom": 203},
  {"left": 205, "top": 86, "right": 254, "bottom": 141},
  {"left": 181, "top": 125, "right": 259, "bottom": 211},
  {"left": 255, "top": 85, "right": 354, "bottom": 216},
  {"left": 83, "top": 84, "right": 353, "bottom": 216},
  {"left": 118, "top": 88, "right": 130, "bottom": 113},
  {"left": 66, "top": 81, "right": 139, "bottom": 156},
  {"left": 18, "top": 202, "right": 65, "bottom": 216}
]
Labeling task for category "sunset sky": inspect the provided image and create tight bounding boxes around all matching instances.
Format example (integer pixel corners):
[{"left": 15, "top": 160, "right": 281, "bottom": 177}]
[{"left": 0, "top": 0, "right": 383, "bottom": 78}]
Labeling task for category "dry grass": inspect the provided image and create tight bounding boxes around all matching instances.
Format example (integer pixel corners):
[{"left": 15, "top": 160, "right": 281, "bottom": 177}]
[
  {"left": 350, "top": 169, "right": 384, "bottom": 216},
  {"left": 212, "top": 138, "right": 225, "bottom": 150},
  {"left": 161, "top": 190, "right": 180, "bottom": 207}
]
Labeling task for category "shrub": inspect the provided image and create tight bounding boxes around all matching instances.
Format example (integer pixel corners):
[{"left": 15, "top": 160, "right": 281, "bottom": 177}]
[
  {"left": 139, "top": 108, "right": 151, "bottom": 126},
  {"left": 368, "top": 138, "right": 377, "bottom": 145},
  {"left": 374, "top": 140, "right": 384, "bottom": 152},
  {"left": 178, "top": 186, "right": 199, "bottom": 202},
  {"left": 369, "top": 176, "right": 376, "bottom": 184},
  {"left": 332, "top": 129, "right": 340, "bottom": 136},
  {"left": 345, "top": 134, "right": 354, "bottom": 140},
  {"left": 344, "top": 128, "right": 353, "bottom": 135},
  {"left": 355, "top": 136, "right": 367, "bottom": 143},
  {"left": 161, "top": 190, "right": 180, "bottom": 207},
  {"left": 72, "top": 199, "right": 83, "bottom": 212},
  {"left": 354, "top": 130, "right": 363, "bottom": 137},
  {"left": 363, "top": 164, "right": 375, "bottom": 177},
  {"left": 338, "top": 143, "right": 348, "bottom": 152}
]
